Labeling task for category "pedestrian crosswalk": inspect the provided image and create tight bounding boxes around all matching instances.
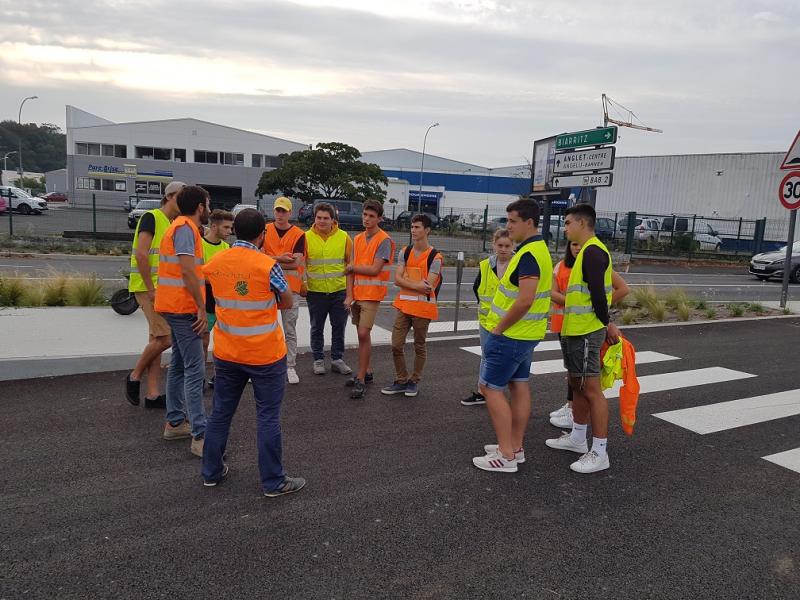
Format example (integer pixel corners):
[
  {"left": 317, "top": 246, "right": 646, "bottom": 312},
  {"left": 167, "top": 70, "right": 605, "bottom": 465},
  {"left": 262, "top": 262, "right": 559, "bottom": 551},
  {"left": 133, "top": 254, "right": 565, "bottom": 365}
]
[{"left": 460, "top": 341, "right": 800, "bottom": 475}]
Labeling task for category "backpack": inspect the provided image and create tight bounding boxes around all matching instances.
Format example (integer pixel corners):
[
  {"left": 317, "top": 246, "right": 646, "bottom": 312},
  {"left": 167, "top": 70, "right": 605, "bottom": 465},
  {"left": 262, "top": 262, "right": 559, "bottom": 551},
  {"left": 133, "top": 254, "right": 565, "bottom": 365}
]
[{"left": 403, "top": 246, "right": 443, "bottom": 298}]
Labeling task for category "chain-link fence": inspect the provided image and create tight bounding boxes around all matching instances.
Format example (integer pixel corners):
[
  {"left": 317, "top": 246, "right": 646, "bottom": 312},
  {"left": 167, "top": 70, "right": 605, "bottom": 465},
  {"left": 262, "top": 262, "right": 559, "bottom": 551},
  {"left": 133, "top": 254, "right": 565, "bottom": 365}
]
[{"left": 1, "top": 191, "right": 794, "bottom": 260}]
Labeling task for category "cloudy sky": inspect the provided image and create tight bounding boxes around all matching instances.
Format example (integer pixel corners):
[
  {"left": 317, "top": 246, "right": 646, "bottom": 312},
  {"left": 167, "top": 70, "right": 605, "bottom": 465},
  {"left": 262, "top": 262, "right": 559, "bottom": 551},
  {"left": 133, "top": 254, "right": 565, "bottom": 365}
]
[{"left": 1, "top": 0, "right": 798, "bottom": 166}]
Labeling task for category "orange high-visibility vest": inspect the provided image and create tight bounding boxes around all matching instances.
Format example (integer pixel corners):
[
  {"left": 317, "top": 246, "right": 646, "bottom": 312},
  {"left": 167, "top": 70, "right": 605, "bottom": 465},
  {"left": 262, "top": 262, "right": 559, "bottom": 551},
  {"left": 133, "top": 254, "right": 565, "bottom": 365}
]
[
  {"left": 353, "top": 229, "right": 395, "bottom": 301},
  {"left": 263, "top": 223, "right": 305, "bottom": 294},
  {"left": 392, "top": 246, "right": 441, "bottom": 320},
  {"left": 203, "top": 246, "right": 287, "bottom": 366},
  {"left": 154, "top": 216, "right": 205, "bottom": 314},
  {"left": 549, "top": 260, "right": 572, "bottom": 334}
]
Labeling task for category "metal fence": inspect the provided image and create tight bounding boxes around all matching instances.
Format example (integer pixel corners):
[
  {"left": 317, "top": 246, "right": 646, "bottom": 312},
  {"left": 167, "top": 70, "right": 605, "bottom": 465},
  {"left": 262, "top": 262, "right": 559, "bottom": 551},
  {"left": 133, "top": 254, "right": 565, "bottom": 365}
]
[{"left": 0, "top": 193, "right": 794, "bottom": 260}]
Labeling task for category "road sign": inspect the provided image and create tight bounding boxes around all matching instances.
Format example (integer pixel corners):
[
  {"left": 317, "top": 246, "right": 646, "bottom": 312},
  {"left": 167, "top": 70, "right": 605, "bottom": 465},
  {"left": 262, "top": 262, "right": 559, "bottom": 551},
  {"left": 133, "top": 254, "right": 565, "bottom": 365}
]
[
  {"left": 532, "top": 136, "right": 556, "bottom": 192},
  {"left": 778, "top": 171, "right": 800, "bottom": 210},
  {"left": 555, "top": 126, "right": 617, "bottom": 150},
  {"left": 552, "top": 172, "right": 613, "bottom": 188},
  {"left": 780, "top": 130, "right": 800, "bottom": 170},
  {"left": 554, "top": 147, "right": 615, "bottom": 174}
]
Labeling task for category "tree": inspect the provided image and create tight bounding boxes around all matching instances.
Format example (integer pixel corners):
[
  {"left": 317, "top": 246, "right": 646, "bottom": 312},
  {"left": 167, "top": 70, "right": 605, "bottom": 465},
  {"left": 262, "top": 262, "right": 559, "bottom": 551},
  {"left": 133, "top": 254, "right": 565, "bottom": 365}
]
[
  {"left": 11, "top": 176, "right": 46, "bottom": 196},
  {"left": 255, "top": 142, "right": 387, "bottom": 203},
  {"left": 0, "top": 121, "right": 66, "bottom": 174}
]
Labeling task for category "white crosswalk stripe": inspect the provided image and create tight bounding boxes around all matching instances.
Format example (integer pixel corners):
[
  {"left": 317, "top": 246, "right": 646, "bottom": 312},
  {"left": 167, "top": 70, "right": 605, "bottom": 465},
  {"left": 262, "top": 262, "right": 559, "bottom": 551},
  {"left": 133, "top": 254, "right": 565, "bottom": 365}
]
[
  {"left": 762, "top": 448, "right": 800, "bottom": 474},
  {"left": 604, "top": 367, "right": 756, "bottom": 398}
]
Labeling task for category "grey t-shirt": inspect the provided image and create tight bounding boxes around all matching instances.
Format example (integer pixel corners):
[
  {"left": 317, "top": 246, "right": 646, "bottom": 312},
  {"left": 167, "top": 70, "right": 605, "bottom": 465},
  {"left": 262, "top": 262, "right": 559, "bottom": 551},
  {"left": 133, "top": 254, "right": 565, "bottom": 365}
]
[
  {"left": 363, "top": 233, "right": 392, "bottom": 262},
  {"left": 173, "top": 224, "right": 196, "bottom": 256}
]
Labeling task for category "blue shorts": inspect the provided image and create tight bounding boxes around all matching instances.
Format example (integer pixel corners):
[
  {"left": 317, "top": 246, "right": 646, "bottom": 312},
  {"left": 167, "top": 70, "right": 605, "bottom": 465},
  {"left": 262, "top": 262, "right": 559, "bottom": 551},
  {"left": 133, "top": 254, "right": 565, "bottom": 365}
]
[{"left": 479, "top": 332, "right": 538, "bottom": 391}]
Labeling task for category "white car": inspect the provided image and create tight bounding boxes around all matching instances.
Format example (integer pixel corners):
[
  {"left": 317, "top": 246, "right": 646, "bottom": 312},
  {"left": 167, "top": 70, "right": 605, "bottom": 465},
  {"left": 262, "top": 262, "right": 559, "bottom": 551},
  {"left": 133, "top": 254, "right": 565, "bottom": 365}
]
[
  {"left": 127, "top": 198, "right": 162, "bottom": 229},
  {"left": 232, "top": 203, "right": 260, "bottom": 217},
  {"left": 0, "top": 186, "right": 49, "bottom": 215}
]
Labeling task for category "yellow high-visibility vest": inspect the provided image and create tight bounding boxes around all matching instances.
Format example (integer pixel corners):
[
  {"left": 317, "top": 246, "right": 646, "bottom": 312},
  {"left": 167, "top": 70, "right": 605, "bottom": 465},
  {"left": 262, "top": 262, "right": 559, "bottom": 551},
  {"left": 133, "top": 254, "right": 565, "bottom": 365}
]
[
  {"left": 305, "top": 228, "right": 347, "bottom": 293},
  {"left": 128, "top": 208, "right": 170, "bottom": 293},
  {"left": 562, "top": 237, "right": 612, "bottom": 336}
]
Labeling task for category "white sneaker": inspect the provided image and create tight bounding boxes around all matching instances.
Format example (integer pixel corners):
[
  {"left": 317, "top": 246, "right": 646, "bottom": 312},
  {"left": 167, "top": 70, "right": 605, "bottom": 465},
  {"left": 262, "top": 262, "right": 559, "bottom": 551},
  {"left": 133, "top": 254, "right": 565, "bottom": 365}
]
[
  {"left": 570, "top": 450, "right": 610, "bottom": 474},
  {"left": 545, "top": 432, "right": 588, "bottom": 454},
  {"left": 313, "top": 360, "right": 326, "bottom": 375},
  {"left": 549, "top": 402, "right": 570, "bottom": 418},
  {"left": 287, "top": 367, "right": 300, "bottom": 385},
  {"left": 483, "top": 444, "right": 526, "bottom": 463},
  {"left": 549, "top": 406, "right": 573, "bottom": 428},
  {"left": 331, "top": 359, "right": 352, "bottom": 375},
  {"left": 472, "top": 451, "right": 518, "bottom": 473}
]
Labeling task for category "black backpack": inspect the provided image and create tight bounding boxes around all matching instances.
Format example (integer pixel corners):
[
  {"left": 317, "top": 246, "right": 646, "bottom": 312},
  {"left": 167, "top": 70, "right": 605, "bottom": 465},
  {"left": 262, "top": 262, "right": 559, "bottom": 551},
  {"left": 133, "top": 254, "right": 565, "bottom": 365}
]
[{"left": 403, "top": 246, "right": 443, "bottom": 299}]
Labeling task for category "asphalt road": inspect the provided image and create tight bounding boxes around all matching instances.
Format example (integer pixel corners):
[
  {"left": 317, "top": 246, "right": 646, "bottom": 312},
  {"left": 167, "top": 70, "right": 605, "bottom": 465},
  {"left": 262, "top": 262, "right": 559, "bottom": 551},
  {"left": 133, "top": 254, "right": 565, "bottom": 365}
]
[
  {"left": 1, "top": 253, "right": 796, "bottom": 305},
  {"left": 2, "top": 318, "right": 799, "bottom": 599}
]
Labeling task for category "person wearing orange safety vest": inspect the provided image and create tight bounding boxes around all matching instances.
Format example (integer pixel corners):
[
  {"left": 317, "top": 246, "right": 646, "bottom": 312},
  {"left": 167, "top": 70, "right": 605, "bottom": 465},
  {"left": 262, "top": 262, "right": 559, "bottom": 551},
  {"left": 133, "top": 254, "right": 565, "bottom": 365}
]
[
  {"left": 154, "top": 185, "right": 210, "bottom": 458},
  {"left": 201, "top": 208, "right": 306, "bottom": 497},
  {"left": 549, "top": 240, "right": 630, "bottom": 429},
  {"left": 344, "top": 199, "right": 395, "bottom": 399},
  {"left": 263, "top": 196, "right": 306, "bottom": 385},
  {"left": 381, "top": 213, "right": 442, "bottom": 398}
]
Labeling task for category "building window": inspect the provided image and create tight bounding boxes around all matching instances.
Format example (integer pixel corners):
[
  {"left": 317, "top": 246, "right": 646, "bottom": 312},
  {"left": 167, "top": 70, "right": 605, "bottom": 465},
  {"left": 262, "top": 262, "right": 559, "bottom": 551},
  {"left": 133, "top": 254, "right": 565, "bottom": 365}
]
[
  {"left": 252, "top": 154, "right": 262, "bottom": 168},
  {"left": 221, "top": 152, "right": 244, "bottom": 166},
  {"left": 102, "top": 144, "right": 114, "bottom": 157},
  {"left": 194, "top": 150, "right": 218, "bottom": 164},
  {"left": 148, "top": 181, "right": 162, "bottom": 195},
  {"left": 135, "top": 146, "right": 172, "bottom": 160},
  {"left": 101, "top": 179, "right": 115, "bottom": 192},
  {"left": 174, "top": 149, "right": 186, "bottom": 162},
  {"left": 134, "top": 180, "right": 147, "bottom": 194},
  {"left": 114, "top": 180, "right": 127, "bottom": 192},
  {"left": 114, "top": 145, "right": 127, "bottom": 158},
  {"left": 76, "top": 177, "right": 101, "bottom": 190},
  {"left": 154, "top": 147, "right": 171, "bottom": 160},
  {"left": 265, "top": 155, "right": 283, "bottom": 168}
]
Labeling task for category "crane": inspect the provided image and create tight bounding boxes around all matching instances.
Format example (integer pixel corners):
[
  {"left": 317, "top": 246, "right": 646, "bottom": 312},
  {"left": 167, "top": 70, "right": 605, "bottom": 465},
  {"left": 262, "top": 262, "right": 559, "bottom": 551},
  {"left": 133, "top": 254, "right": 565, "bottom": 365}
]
[{"left": 602, "top": 93, "right": 663, "bottom": 133}]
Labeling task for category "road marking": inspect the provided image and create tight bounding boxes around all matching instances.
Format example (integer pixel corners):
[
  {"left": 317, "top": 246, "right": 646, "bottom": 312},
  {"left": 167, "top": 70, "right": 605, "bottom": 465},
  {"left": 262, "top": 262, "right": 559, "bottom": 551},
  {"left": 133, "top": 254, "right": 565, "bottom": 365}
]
[
  {"left": 628, "top": 283, "right": 773, "bottom": 288},
  {"left": 604, "top": 367, "right": 755, "bottom": 398},
  {"left": 653, "top": 389, "right": 800, "bottom": 434},
  {"left": 762, "top": 448, "right": 800, "bottom": 474},
  {"left": 461, "top": 340, "right": 564, "bottom": 357},
  {"left": 428, "top": 320, "right": 479, "bottom": 332},
  {"left": 532, "top": 351, "right": 679, "bottom": 375},
  {"left": 0, "top": 264, "right": 35, "bottom": 268}
]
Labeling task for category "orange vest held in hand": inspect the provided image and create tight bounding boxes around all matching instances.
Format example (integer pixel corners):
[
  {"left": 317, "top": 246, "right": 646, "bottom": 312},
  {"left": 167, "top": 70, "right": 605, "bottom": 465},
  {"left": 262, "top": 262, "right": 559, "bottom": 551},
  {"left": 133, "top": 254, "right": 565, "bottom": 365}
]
[
  {"left": 353, "top": 229, "right": 395, "bottom": 301},
  {"left": 263, "top": 223, "right": 305, "bottom": 294},
  {"left": 203, "top": 246, "right": 287, "bottom": 366},
  {"left": 154, "top": 216, "right": 205, "bottom": 315},
  {"left": 549, "top": 260, "right": 572, "bottom": 334},
  {"left": 392, "top": 246, "right": 441, "bottom": 320}
]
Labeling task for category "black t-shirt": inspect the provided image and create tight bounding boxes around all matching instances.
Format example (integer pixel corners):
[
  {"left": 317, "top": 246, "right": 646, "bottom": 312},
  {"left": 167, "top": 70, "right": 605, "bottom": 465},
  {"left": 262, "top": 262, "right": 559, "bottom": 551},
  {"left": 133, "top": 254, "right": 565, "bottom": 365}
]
[
  {"left": 508, "top": 235, "right": 543, "bottom": 287},
  {"left": 274, "top": 226, "right": 306, "bottom": 254},
  {"left": 137, "top": 211, "right": 156, "bottom": 236},
  {"left": 582, "top": 246, "right": 611, "bottom": 326}
]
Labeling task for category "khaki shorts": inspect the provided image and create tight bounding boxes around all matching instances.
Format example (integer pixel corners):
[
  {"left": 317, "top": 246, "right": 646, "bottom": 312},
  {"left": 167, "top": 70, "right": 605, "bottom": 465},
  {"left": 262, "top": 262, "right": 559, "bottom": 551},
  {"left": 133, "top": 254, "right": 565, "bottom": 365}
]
[
  {"left": 135, "top": 292, "right": 171, "bottom": 338},
  {"left": 351, "top": 300, "right": 380, "bottom": 330}
]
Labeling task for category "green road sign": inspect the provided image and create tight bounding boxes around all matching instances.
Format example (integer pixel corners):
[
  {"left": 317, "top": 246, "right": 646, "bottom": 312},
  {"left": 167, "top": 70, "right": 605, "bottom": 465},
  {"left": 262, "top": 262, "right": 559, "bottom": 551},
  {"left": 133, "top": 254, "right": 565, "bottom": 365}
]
[{"left": 555, "top": 126, "right": 618, "bottom": 150}]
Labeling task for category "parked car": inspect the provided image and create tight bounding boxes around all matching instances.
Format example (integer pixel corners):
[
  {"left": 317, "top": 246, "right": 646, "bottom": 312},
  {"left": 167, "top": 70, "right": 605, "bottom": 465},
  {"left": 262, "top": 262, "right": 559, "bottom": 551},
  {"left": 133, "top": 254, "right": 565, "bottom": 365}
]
[
  {"left": 658, "top": 217, "right": 723, "bottom": 251},
  {"left": 0, "top": 186, "right": 49, "bottom": 215},
  {"left": 127, "top": 199, "right": 162, "bottom": 229},
  {"left": 298, "top": 199, "right": 365, "bottom": 230},
  {"left": 0, "top": 194, "right": 7, "bottom": 214},
  {"left": 393, "top": 210, "right": 440, "bottom": 230},
  {"left": 486, "top": 217, "right": 508, "bottom": 233},
  {"left": 40, "top": 191, "right": 69, "bottom": 203},
  {"left": 595, "top": 217, "right": 617, "bottom": 242},
  {"left": 232, "top": 203, "right": 260, "bottom": 217},
  {"left": 749, "top": 241, "right": 800, "bottom": 282}
]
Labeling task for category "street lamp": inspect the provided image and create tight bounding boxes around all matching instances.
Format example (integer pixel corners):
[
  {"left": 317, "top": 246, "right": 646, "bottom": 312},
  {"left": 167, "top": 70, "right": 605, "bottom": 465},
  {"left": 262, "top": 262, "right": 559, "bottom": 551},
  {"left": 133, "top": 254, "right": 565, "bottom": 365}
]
[
  {"left": 1, "top": 151, "right": 17, "bottom": 186},
  {"left": 417, "top": 122, "right": 439, "bottom": 214},
  {"left": 18, "top": 95, "right": 38, "bottom": 190}
]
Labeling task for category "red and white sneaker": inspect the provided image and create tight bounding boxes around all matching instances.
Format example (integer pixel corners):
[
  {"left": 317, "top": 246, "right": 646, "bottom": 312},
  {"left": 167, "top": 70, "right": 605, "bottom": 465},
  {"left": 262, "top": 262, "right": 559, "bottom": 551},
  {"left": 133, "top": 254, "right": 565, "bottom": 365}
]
[
  {"left": 472, "top": 451, "right": 518, "bottom": 473},
  {"left": 483, "top": 444, "right": 525, "bottom": 463}
]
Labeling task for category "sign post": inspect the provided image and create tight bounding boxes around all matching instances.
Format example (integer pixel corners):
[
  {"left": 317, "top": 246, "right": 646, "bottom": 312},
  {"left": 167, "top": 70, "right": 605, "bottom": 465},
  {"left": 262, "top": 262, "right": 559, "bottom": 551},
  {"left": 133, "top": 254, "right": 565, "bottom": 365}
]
[{"left": 777, "top": 171, "right": 800, "bottom": 308}]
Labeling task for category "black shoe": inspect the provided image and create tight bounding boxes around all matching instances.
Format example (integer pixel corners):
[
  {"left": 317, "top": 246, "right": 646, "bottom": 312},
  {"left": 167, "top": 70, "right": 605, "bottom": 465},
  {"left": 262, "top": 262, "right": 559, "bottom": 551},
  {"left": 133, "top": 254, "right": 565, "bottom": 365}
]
[
  {"left": 125, "top": 373, "right": 141, "bottom": 406},
  {"left": 203, "top": 464, "right": 229, "bottom": 487},
  {"left": 350, "top": 379, "right": 366, "bottom": 399},
  {"left": 144, "top": 394, "right": 166, "bottom": 409},
  {"left": 345, "top": 372, "right": 374, "bottom": 387},
  {"left": 460, "top": 392, "right": 486, "bottom": 406}
]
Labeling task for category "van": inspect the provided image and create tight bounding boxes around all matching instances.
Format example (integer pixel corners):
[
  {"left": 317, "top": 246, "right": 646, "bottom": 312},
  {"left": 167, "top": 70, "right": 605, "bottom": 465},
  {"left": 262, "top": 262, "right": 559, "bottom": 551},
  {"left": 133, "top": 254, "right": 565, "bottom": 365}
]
[
  {"left": 660, "top": 216, "right": 722, "bottom": 251},
  {"left": 0, "top": 186, "right": 49, "bottom": 215},
  {"left": 300, "top": 199, "right": 364, "bottom": 230}
]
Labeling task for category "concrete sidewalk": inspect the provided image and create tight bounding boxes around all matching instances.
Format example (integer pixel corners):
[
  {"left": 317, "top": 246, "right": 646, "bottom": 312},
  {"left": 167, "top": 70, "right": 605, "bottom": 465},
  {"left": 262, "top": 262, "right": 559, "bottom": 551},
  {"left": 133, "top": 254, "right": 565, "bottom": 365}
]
[{"left": 0, "top": 305, "right": 394, "bottom": 381}]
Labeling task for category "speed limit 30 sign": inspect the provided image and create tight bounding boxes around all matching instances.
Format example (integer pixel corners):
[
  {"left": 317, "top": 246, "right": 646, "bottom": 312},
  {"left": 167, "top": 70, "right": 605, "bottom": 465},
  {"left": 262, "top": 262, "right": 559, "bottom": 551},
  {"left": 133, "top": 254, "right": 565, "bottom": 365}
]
[{"left": 778, "top": 171, "right": 800, "bottom": 210}]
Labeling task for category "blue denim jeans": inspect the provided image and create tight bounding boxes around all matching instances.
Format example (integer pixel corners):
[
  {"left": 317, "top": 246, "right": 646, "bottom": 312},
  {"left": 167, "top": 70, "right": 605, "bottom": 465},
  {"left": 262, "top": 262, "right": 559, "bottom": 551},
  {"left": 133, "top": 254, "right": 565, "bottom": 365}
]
[
  {"left": 477, "top": 325, "right": 490, "bottom": 385},
  {"left": 479, "top": 332, "right": 538, "bottom": 391},
  {"left": 306, "top": 290, "right": 347, "bottom": 361},
  {"left": 163, "top": 313, "right": 207, "bottom": 438},
  {"left": 202, "top": 356, "right": 287, "bottom": 491}
]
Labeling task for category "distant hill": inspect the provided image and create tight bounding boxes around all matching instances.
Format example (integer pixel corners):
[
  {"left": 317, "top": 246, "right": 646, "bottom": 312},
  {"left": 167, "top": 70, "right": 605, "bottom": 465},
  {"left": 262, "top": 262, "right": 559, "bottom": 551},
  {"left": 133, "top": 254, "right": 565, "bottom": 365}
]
[{"left": 0, "top": 121, "right": 66, "bottom": 173}]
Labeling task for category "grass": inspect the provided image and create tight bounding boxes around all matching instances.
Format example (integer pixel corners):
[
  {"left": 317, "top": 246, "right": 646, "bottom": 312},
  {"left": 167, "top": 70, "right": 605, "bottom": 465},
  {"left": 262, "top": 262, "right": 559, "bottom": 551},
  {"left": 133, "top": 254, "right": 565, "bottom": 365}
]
[
  {"left": 632, "top": 286, "right": 659, "bottom": 311},
  {"left": 621, "top": 308, "right": 638, "bottom": 325},
  {"left": 727, "top": 303, "right": 745, "bottom": 317},
  {"left": 694, "top": 299, "right": 707, "bottom": 310},
  {"left": 41, "top": 273, "right": 70, "bottom": 306},
  {"left": 648, "top": 300, "right": 667, "bottom": 322},
  {"left": 747, "top": 302, "right": 766, "bottom": 315},
  {"left": 664, "top": 288, "right": 690, "bottom": 310},
  {"left": 705, "top": 307, "right": 717, "bottom": 319},
  {"left": 676, "top": 302, "right": 691, "bottom": 321},
  {"left": 783, "top": 307, "right": 793, "bottom": 315},
  {"left": 0, "top": 275, "right": 28, "bottom": 306},
  {"left": 0, "top": 274, "right": 106, "bottom": 307},
  {"left": 67, "top": 276, "right": 106, "bottom": 306}
]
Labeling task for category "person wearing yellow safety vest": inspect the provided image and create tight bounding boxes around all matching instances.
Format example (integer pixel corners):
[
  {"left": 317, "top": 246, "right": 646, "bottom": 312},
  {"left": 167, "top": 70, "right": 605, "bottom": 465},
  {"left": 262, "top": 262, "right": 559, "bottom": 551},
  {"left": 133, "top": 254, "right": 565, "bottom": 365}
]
[
  {"left": 201, "top": 209, "right": 234, "bottom": 388},
  {"left": 472, "top": 199, "right": 552, "bottom": 473},
  {"left": 344, "top": 199, "right": 395, "bottom": 400},
  {"left": 460, "top": 229, "right": 513, "bottom": 407},
  {"left": 545, "top": 203, "right": 621, "bottom": 474},
  {"left": 548, "top": 240, "right": 630, "bottom": 429},
  {"left": 304, "top": 202, "right": 354, "bottom": 376},
  {"left": 154, "top": 185, "right": 211, "bottom": 458},
  {"left": 263, "top": 196, "right": 306, "bottom": 385},
  {"left": 125, "top": 180, "right": 184, "bottom": 410},
  {"left": 201, "top": 208, "right": 306, "bottom": 497}
]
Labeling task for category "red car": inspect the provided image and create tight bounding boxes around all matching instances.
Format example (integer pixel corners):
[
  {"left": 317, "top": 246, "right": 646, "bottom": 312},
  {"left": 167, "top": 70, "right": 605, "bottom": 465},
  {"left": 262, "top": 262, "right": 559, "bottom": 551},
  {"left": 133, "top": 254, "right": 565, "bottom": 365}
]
[{"left": 41, "top": 191, "right": 69, "bottom": 203}]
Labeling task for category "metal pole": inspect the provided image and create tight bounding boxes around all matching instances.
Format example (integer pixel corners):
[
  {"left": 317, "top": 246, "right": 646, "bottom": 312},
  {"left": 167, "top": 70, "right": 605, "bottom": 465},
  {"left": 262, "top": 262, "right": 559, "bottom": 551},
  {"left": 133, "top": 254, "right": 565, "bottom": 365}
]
[
  {"left": 92, "top": 193, "right": 97, "bottom": 234},
  {"left": 418, "top": 122, "right": 439, "bottom": 214},
  {"left": 17, "top": 96, "right": 38, "bottom": 194},
  {"left": 735, "top": 217, "right": 743, "bottom": 257},
  {"left": 780, "top": 209, "right": 797, "bottom": 309},
  {"left": 453, "top": 251, "right": 464, "bottom": 332}
]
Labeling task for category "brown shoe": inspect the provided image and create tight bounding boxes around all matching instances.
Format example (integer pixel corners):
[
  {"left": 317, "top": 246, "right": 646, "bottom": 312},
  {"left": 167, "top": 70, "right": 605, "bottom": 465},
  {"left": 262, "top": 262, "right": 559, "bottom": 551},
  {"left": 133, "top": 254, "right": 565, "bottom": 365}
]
[
  {"left": 163, "top": 420, "right": 191, "bottom": 440},
  {"left": 190, "top": 436, "right": 204, "bottom": 457}
]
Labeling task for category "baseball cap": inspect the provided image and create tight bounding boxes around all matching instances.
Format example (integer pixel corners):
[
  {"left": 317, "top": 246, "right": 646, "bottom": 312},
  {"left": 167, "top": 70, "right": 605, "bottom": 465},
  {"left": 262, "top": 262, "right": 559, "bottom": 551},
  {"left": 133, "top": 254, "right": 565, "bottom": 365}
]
[
  {"left": 164, "top": 181, "right": 187, "bottom": 197},
  {"left": 274, "top": 196, "right": 292, "bottom": 212}
]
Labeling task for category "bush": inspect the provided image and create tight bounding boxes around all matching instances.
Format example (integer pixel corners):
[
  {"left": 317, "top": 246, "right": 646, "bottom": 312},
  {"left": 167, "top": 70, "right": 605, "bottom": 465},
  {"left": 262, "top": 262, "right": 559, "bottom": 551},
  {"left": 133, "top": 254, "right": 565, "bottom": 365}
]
[
  {"left": 67, "top": 276, "right": 106, "bottom": 306},
  {"left": 727, "top": 303, "right": 745, "bottom": 317},
  {"left": 705, "top": 307, "right": 717, "bottom": 319},
  {"left": 621, "top": 308, "right": 638, "bottom": 325},
  {"left": 694, "top": 299, "right": 707, "bottom": 310},
  {"left": 648, "top": 300, "right": 667, "bottom": 322},
  {"left": 783, "top": 307, "right": 793, "bottom": 315},
  {"left": 42, "top": 274, "right": 70, "bottom": 306},
  {"left": 632, "top": 286, "right": 658, "bottom": 311},
  {"left": 664, "top": 288, "right": 690, "bottom": 310},
  {"left": 0, "top": 276, "right": 28, "bottom": 306},
  {"left": 676, "top": 302, "right": 691, "bottom": 321},
  {"left": 747, "top": 302, "right": 766, "bottom": 315}
]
